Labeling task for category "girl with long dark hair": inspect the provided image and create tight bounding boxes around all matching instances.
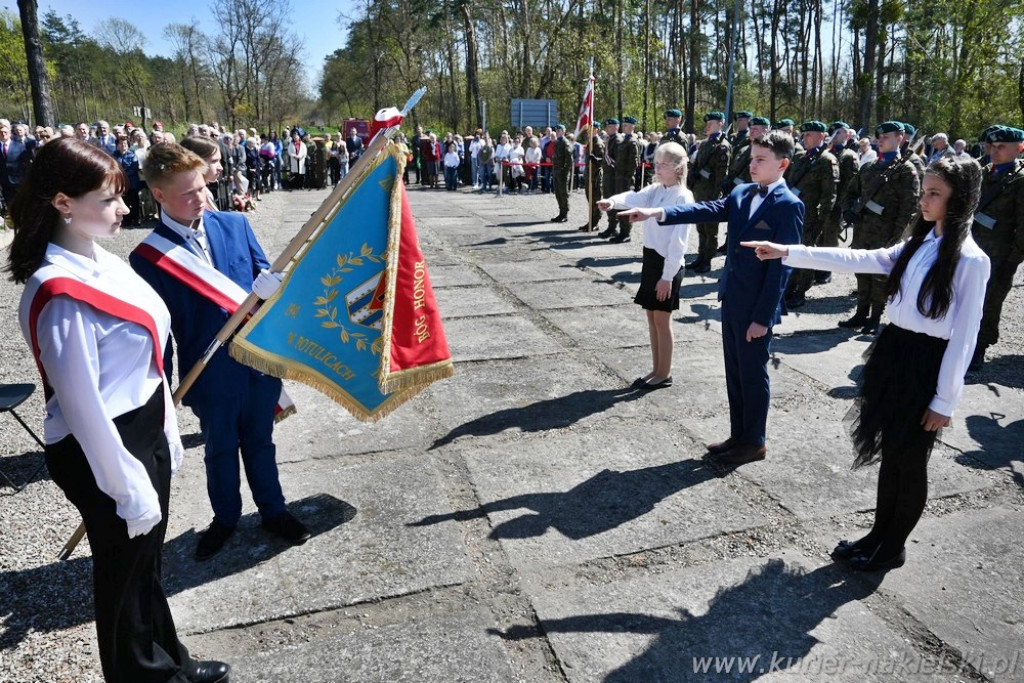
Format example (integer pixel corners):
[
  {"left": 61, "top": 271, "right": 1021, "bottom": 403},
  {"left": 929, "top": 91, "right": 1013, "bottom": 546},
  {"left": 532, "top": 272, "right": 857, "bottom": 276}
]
[
  {"left": 742, "top": 156, "right": 991, "bottom": 571},
  {"left": 6, "top": 137, "right": 229, "bottom": 682}
]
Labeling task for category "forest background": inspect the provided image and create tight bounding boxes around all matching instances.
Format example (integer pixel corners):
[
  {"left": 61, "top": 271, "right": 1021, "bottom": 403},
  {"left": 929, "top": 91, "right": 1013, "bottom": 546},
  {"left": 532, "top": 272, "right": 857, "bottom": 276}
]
[{"left": 2, "top": 0, "right": 1022, "bottom": 140}]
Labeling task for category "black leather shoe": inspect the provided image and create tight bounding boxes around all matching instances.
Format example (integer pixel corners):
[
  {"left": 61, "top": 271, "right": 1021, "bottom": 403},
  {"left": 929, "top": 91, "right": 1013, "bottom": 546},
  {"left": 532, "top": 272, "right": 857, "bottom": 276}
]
[
  {"left": 550, "top": 214, "right": 568, "bottom": 223},
  {"left": 195, "top": 523, "right": 235, "bottom": 561},
  {"left": 631, "top": 376, "right": 651, "bottom": 388},
  {"left": 597, "top": 228, "right": 617, "bottom": 239},
  {"left": 684, "top": 259, "right": 706, "bottom": 271},
  {"left": 830, "top": 539, "right": 876, "bottom": 562},
  {"left": 261, "top": 511, "right": 311, "bottom": 545},
  {"left": 639, "top": 376, "right": 673, "bottom": 391},
  {"left": 849, "top": 548, "right": 906, "bottom": 572},
  {"left": 609, "top": 233, "right": 631, "bottom": 243},
  {"left": 838, "top": 313, "right": 869, "bottom": 329},
  {"left": 860, "top": 318, "right": 881, "bottom": 335},
  {"left": 691, "top": 261, "right": 711, "bottom": 274},
  {"left": 785, "top": 292, "right": 806, "bottom": 309},
  {"left": 716, "top": 243, "right": 727, "bottom": 254},
  {"left": 577, "top": 224, "right": 593, "bottom": 232},
  {"left": 717, "top": 443, "right": 767, "bottom": 465},
  {"left": 706, "top": 437, "right": 736, "bottom": 455},
  {"left": 189, "top": 660, "right": 230, "bottom": 683}
]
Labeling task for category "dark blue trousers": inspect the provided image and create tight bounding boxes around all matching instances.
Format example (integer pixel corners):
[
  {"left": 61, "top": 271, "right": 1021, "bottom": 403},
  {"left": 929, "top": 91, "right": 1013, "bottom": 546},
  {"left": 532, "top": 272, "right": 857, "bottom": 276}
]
[
  {"left": 192, "top": 373, "right": 286, "bottom": 527},
  {"left": 721, "top": 300, "right": 773, "bottom": 446}
]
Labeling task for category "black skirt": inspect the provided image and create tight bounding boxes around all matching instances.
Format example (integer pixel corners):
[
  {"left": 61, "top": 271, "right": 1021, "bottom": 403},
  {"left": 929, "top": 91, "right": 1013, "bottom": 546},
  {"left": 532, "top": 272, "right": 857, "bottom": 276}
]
[
  {"left": 634, "top": 247, "right": 684, "bottom": 311},
  {"left": 846, "top": 324, "right": 949, "bottom": 468}
]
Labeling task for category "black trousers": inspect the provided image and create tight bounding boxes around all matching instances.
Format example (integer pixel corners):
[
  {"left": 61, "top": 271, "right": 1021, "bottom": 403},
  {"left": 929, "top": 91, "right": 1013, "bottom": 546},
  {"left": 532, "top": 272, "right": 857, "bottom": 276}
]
[{"left": 46, "top": 386, "right": 191, "bottom": 683}]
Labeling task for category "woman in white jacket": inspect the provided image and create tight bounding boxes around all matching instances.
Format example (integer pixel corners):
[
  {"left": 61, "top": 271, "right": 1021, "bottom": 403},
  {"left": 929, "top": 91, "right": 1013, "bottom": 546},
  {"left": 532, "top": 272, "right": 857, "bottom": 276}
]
[{"left": 286, "top": 129, "right": 307, "bottom": 190}]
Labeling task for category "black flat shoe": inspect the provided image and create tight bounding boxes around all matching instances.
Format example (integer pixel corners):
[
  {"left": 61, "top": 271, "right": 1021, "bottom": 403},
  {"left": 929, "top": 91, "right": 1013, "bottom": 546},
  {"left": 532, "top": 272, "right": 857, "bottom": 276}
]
[
  {"left": 639, "top": 376, "right": 673, "bottom": 391},
  {"left": 189, "top": 660, "right": 230, "bottom": 683},
  {"left": 609, "top": 234, "right": 631, "bottom": 243},
  {"left": 849, "top": 548, "right": 906, "bottom": 572},
  {"left": 261, "top": 511, "right": 311, "bottom": 545},
  {"left": 830, "top": 539, "right": 876, "bottom": 562},
  {"left": 195, "top": 522, "right": 235, "bottom": 561}
]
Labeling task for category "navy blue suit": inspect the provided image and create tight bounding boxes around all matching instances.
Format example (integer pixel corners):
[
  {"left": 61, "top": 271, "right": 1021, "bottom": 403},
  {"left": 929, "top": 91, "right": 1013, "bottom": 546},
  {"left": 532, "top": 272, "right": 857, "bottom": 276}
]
[
  {"left": 131, "top": 210, "right": 286, "bottom": 527},
  {"left": 662, "top": 182, "right": 803, "bottom": 445}
]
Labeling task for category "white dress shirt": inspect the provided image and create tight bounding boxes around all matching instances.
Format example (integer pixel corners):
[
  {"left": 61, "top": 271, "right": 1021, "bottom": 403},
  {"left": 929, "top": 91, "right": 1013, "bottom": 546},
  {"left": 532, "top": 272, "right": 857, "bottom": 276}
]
[
  {"left": 783, "top": 230, "right": 991, "bottom": 416},
  {"left": 162, "top": 212, "right": 211, "bottom": 263},
  {"left": 608, "top": 182, "right": 693, "bottom": 280},
  {"left": 749, "top": 177, "right": 787, "bottom": 218},
  {"left": 20, "top": 243, "right": 184, "bottom": 532}
]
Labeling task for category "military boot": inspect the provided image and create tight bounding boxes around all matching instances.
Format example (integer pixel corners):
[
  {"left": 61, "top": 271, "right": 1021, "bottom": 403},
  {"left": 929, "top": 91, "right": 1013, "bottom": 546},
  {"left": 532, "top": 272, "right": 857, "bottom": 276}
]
[
  {"left": 860, "top": 303, "right": 884, "bottom": 335},
  {"left": 838, "top": 304, "right": 870, "bottom": 329}
]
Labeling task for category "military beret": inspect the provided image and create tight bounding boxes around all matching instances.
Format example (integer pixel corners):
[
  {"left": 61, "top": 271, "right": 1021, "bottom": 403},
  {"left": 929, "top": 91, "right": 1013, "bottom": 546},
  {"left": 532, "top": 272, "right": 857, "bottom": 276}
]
[
  {"left": 986, "top": 125, "right": 1024, "bottom": 143},
  {"left": 603, "top": 118, "right": 619, "bottom": 126},
  {"left": 978, "top": 125, "right": 999, "bottom": 142},
  {"left": 901, "top": 122, "right": 917, "bottom": 137},
  {"left": 776, "top": 118, "right": 795, "bottom": 128},
  {"left": 735, "top": 111, "right": 753, "bottom": 120},
  {"left": 555, "top": 123, "right": 566, "bottom": 131},
  {"left": 749, "top": 116, "right": 771, "bottom": 127},
  {"left": 875, "top": 121, "right": 904, "bottom": 136},
  {"left": 800, "top": 121, "right": 827, "bottom": 133},
  {"left": 621, "top": 115, "right": 638, "bottom": 124},
  {"left": 829, "top": 121, "right": 849, "bottom": 133},
  {"left": 664, "top": 108, "right": 682, "bottom": 118},
  {"left": 704, "top": 111, "right": 725, "bottom": 122}
]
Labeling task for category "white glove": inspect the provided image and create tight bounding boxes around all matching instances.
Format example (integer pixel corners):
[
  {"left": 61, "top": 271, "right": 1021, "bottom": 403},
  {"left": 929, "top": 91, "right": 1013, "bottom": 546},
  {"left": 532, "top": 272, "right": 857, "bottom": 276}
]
[
  {"left": 252, "top": 269, "right": 283, "bottom": 299},
  {"left": 126, "top": 509, "right": 162, "bottom": 538}
]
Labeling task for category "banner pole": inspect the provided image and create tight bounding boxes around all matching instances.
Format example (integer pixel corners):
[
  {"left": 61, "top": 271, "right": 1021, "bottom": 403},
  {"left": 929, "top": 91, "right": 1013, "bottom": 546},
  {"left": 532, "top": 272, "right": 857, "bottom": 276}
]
[{"left": 58, "top": 126, "right": 404, "bottom": 560}]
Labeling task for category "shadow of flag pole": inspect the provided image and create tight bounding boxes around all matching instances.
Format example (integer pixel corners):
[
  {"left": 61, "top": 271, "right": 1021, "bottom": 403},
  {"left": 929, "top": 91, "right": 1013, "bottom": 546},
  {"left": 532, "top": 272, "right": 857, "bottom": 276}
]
[{"left": 58, "top": 89, "right": 428, "bottom": 561}]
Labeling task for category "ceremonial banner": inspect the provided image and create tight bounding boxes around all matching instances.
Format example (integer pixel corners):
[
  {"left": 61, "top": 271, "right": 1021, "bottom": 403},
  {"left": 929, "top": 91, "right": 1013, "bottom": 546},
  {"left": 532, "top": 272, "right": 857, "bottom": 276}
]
[
  {"left": 229, "top": 142, "right": 453, "bottom": 421},
  {"left": 573, "top": 68, "right": 595, "bottom": 139}
]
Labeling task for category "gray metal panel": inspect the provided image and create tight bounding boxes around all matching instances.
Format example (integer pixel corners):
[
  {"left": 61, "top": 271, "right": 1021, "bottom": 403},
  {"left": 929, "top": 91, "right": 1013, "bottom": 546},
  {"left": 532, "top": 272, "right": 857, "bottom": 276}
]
[{"left": 510, "top": 99, "right": 559, "bottom": 128}]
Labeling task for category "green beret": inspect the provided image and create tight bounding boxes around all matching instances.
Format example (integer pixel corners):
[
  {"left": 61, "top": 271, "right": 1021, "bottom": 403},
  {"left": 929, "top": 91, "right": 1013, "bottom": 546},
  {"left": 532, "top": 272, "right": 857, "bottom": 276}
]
[
  {"left": 986, "top": 126, "right": 1024, "bottom": 143},
  {"left": 735, "top": 111, "right": 753, "bottom": 120},
  {"left": 978, "top": 125, "right": 999, "bottom": 142},
  {"left": 603, "top": 118, "right": 619, "bottom": 126},
  {"left": 750, "top": 116, "right": 771, "bottom": 127},
  {"left": 875, "top": 121, "right": 904, "bottom": 136},
  {"left": 664, "top": 108, "right": 682, "bottom": 119},
  {"left": 704, "top": 111, "right": 725, "bottom": 122},
  {"left": 776, "top": 118, "right": 795, "bottom": 128},
  {"left": 901, "top": 122, "right": 917, "bottom": 137},
  {"left": 829, "top": 121, "right": 849, "bottom": 133},
  {"left": 800, "top": 121, "right": 827, "bottom": 133},
  {"left": 621, "top": 115, "right": 637, "bottom": 124},
  {"left": 555, "top": 123, "right": 566, "bottom": 131}
]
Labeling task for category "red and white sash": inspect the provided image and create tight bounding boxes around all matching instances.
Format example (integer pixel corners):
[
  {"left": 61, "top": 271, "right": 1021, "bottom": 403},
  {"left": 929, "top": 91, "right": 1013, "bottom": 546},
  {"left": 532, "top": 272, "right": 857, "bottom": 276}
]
[{"left": 133, "top": 232, "right": 296, "bottom": 420}]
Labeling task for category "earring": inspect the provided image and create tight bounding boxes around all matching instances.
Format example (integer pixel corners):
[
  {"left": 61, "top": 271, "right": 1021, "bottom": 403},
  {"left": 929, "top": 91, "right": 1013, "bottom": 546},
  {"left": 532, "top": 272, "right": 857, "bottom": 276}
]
[{"left": 63, "top": 215, "right": 72, "bottom": 225}]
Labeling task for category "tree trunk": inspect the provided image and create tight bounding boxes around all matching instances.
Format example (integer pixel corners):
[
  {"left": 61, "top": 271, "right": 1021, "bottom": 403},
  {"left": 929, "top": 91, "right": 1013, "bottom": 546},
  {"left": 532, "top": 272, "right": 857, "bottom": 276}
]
[
  {"left": 857, "top": 0, "right": 879, "bottom": 135},
  {"left": 17, "top": 0, "right": 55, "bottom": 126}
]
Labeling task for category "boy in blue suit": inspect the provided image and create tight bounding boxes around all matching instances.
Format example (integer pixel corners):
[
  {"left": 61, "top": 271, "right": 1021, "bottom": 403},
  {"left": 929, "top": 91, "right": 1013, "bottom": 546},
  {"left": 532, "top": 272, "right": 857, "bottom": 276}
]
[
  {"left": 131, "top": 143, "right": 310, "bottom": 560},
  {"left": 622, "top": 131, "right": 803, "bottom": 465}
]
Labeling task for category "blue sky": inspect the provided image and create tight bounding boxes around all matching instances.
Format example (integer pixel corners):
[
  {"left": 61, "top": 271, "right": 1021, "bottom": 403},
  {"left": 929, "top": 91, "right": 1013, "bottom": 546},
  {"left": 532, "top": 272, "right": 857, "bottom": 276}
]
[{"left": 24, "top": 0, "right": 358, "bottom": 90}]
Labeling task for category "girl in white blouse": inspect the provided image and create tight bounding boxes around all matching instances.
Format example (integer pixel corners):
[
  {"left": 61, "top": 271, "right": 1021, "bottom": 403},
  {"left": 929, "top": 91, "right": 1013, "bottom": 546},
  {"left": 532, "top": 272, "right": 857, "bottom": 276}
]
[
  {"left": 743, "top": 156, "right": 990, "bottom": 572},
  {"left": 597, "top": 142, "right": 694, "bottom": 390},
  {"left": 7, "top": 138, "right": 229, "bottom": 682}
]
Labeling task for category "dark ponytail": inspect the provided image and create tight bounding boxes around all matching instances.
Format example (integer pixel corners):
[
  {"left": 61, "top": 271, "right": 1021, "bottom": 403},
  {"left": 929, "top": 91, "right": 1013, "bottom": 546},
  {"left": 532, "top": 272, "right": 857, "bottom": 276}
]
[{"left": 885, "top": 156, "right": 980, "bottom": 319}]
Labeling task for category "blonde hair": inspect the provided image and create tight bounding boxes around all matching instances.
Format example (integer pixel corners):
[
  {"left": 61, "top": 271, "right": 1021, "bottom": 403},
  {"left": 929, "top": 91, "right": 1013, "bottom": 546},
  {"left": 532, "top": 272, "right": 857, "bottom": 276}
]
[
  {"left": 654, "top": 142, "right": 689, "bottom": 183},
  {"left": 143, "top": 142, "right": 208, "bottom": 188}
]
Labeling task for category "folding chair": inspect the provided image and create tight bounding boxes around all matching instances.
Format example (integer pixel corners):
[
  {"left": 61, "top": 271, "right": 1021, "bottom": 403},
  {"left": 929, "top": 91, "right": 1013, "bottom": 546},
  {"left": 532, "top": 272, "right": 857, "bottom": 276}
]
[{"left": 0, "top": 383, "right": 46, "bottom": 492}]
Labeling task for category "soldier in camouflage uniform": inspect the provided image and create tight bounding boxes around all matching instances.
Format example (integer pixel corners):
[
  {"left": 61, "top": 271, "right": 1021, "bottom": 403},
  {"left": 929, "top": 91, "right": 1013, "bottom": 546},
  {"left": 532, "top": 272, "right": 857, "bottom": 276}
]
[
  {"left": 784, "top": 121, "right": 839, "bottom": 307},
  {"left": 815, "top": 121, "right": 861, "bottom": 285},
  {"left": 609, "top": 115, "right": 644, "bottom": 243},
  {"left": 597, "top": 118, "right": 621, "bottom": 238},
  {"left": 729, "top": 111, "right": 753, "bottom": 153},
  {"left": 579, "top": 128, "right": 605, "bottom": 232},
  {"left": 722, "top": 116, "right": 769, "bottom": 193},
  {"left": 550, "top": 123, "right": 573, "bottom": 223},
  {"left": 839, "top": 121, "right": 921, "bottom": 333},
  {"left": 970, "top": 125, "right": 1024, "bottom": 369},
  {"left": 776, "top": 119, "right": 805, "bottom": 159},
  {"left": 660, "top": 108, "right": 686, "bottom": 147},
  {"left": 900, "top": 122, "right": 927, "bottom": 177},
  {"left": 686, "top": 111, "right": 731, "bottom": 272}
]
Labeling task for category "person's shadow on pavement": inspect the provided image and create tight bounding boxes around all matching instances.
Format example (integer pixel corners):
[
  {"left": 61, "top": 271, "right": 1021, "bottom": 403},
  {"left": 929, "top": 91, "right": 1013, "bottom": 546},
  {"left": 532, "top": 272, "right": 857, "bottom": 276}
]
[
  {"left": 0, "top": 493, "right": 355, "bottom": 650},
  {"left": 955, "top": 412, "right": 1024, "bottom": 488},
  {"left": 430, "top": 387, "right": 645, "bottom": 450},
  {"left": 492, "top": 558, "right": 884, "bottom": 681},
  {"left": 409, "top": 458, "right": 719, "bottom": 540}
]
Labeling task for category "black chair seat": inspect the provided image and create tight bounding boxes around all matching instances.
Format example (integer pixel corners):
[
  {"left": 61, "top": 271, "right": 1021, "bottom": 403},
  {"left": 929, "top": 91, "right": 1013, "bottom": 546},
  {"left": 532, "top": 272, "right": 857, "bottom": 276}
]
[{"left": 0, "top": 383, "right": 35, "bottom": 412}]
